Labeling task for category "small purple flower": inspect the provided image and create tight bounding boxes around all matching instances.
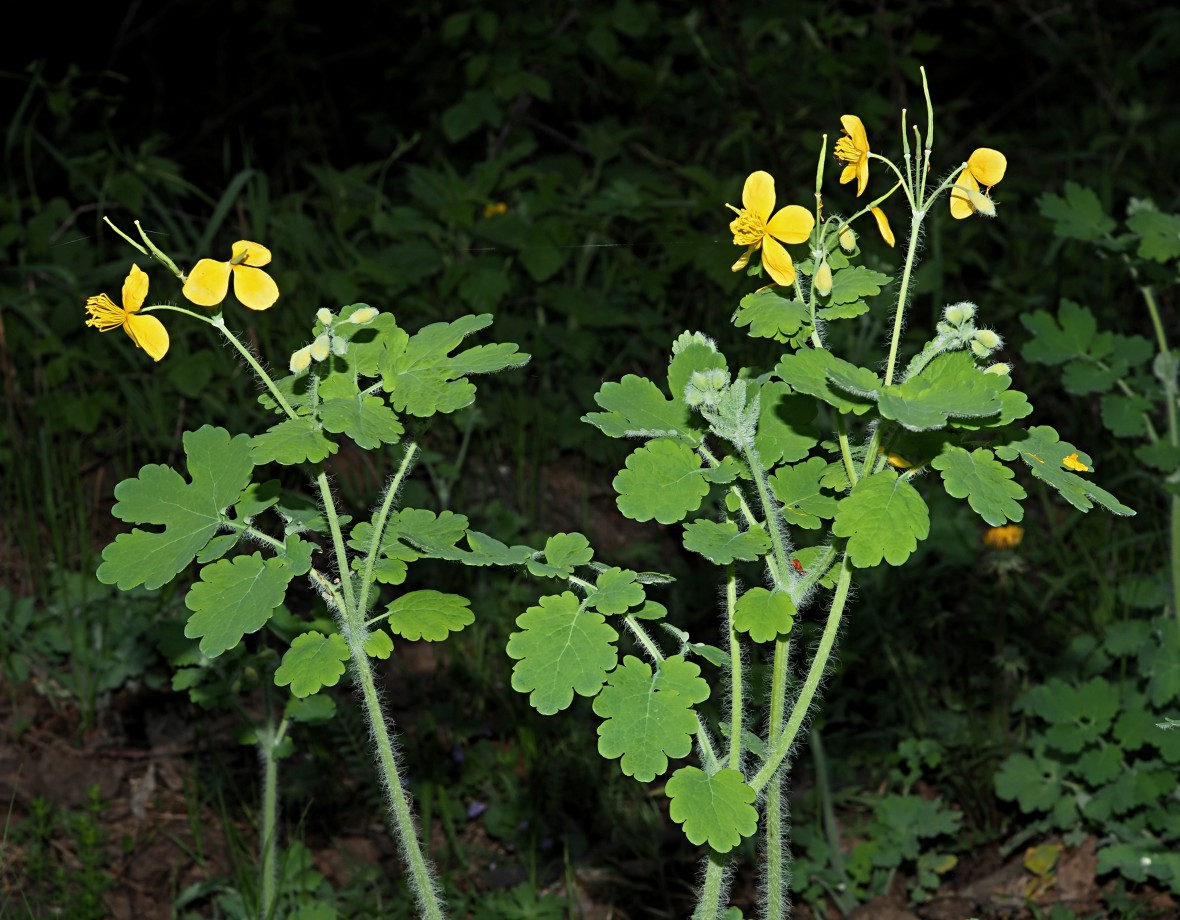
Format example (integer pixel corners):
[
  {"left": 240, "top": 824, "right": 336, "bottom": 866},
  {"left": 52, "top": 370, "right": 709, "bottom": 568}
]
[{"left": 467, "top": 800, "right": 488, "bottom": 819}]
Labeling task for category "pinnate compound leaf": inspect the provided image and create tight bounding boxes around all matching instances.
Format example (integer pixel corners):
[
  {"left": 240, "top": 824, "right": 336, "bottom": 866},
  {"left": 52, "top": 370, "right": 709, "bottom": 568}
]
[
  {"left": 614, "top": 439, "right": 710, "bottom": 524},
  {"left": 385, "top": 590, "right": 473, "bottom": 641},
  {"left": 756, "top": 381, "right": 820, "bottom": 465},
  {"left": 733, "top": 290, "right": 810, "bottom": 342},
  {"left": 379, "top": 314, "right": 526, "bottom": 417},
  {"left": 995, "top": 426, "right": 1134, "bottom": 516},
  {"left": 775, "top": 348, "right": 877, "bottom": 415},
  {"left": 252, "top": 417, "right": 338, "bottom": 465},
  {"left": 587, "top": 568, "right": 645, "bottom": 614},
  {"left": 665, "top": 766, "right": 758, "bottom": 853},
  {"left": 97, "top": 426, "right": 254, "bottom": 590},
  {"left": 274, "top": 631, "right": 350, "bottom": 697},
  {"left": 527, "top": 532, "right": 594, "bottom": 579},
  {"left": 593, "top": 656, "right": 701, "bottom": 781},
  {"left": 1038, "top": 183, "right": 1116, "bottom": 242},
  {"left": 769, "top": 456, "right": 838, "bottom": 530},
  {"left": 832, "top": 470, "right": 931, "bottom": 568},
  {"left": 583, "top": 374, "right": 699, "bottom": 442},
  {"left": 506, "top": 593, "right": 619, "bottom": 714},
  {"left": 318, "top": 396, "right": 404, "bottom": 450},
  {"left": 877, "top": 352, "right": 1004, "bottom": 431},
  {"left": 1021, "top": 300, "right": 1099, "bottom": 365},
  {"left": 931, "top": 446, "right": 1026, "bottom": 526},
  {"left": 185, "top": 553, "right": 294, "bottom": 657},
  {"left": 733, "top": 587, "right": 795, "bottom": 642},
  {"left": 682, "top": 520, "right": 771, "bottom": 564}
]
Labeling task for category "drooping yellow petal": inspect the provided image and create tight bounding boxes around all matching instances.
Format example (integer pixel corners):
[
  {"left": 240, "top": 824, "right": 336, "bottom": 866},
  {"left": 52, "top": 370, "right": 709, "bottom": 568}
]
[
  {"left": 231, "top": 240, "right": 273, "bottom": 267},
  {"left": 871, "top": 207, "right": 895, "bottom": 247},
  {"left": 183, "top": 259, "right": 233, "bottom": 306},
  {"left": 731, "top": 246, "right": 754, "bottom": 273},
  {"left": 766, "top": 204, "right": 815, "bottom": 245},
  {"left": 840, "top": 115, "right": 868, "bottom": 154},
  {"left": 122, "top": 264, "right": 149, "bottom": 313},
  {"left": 742, "top": 171, "right": 776, "bottom": 223},
  {"left": 85, "top": 293, "right": 128, "bottom": 331},
  {"left": 124, "top": 312, "right": 170, "bottom": 362},
  {"left": 760, "top": 235, "right": 796, "bottom": 287},
  {"left": 967, "top": 148, "right": 1006, "bottom": 187},
  {"left": 949, "top": 167, "right": 979, "bottom": 220},
  {"left": 839, "top": 164, "right": 859, "bottom": 187},
  {"left": 231, "top": 264, "right": 280, "bottom": 311}
]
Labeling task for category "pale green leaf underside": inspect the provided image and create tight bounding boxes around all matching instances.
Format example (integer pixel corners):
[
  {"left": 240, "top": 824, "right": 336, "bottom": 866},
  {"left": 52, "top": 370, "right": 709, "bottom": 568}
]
[
  {"left": 931, "top": 445, "right": 1026, "bottom": 526},
  {"left": 832, "top": 470, "right": 931, "bottom": 568},
  {"left": 682, "top": 519, "right": 771, "bottom": 564},
  {"left": 275, "top": 631, "right": 350, "bottom": 697},
  {"left": 665, "top": 766, "right": 758, "bottom": 853},
  {"left": 385, "top": 589, "right": 473, "bottom": 641}
]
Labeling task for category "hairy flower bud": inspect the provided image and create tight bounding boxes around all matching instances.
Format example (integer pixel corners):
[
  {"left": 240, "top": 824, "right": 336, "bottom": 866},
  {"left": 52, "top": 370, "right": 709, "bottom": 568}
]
[
  {"left": 814, "top": 259, "right": 833, "bottom": 297},
  {"left": 967, "top": 188, "right": 997, "bottom": 217},
  {"left": 346, "top": 306, "right": 378, "bottom": 325},
  {"left": 310, "top": 333, "right": 332, "bottom": 362},
  {"left": 983, "top": 362, "right": 1011, "bottom": 376},
  {"left": 316, "top": 308, "right": 334, "bottom": 325},
  {"left": 944, "top": 302, "right": 976, "bottom": 325},
  {"left": 290, "top": 345, "right": 313, "bottom": 374},
  {"left": 974, "top": 329, "right": 1002, "bottom": 351},
  {"left": 839, "top": 225, "right": 856, "bottom": 251}
]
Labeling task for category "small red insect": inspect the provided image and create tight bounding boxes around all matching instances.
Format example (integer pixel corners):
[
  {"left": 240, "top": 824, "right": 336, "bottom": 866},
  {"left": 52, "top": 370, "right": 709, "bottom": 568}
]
[{"left": 789, "top": 559, "right": 805, "bottom": 575}]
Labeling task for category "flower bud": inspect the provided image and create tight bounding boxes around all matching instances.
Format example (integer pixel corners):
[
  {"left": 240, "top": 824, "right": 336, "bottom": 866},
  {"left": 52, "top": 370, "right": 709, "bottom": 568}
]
[
  {"left": 310, "top": 333, "right": 332, "bottom": 362},
  {"left": 944, "top": 302, "right": 976, "bottom": 325},
  {"left": 346, "top": 306, "right": 378, "bottom": 325},
  {"left": 839, "top": 225, "right": 856, "bottom": 251},
  {"left": 970, "top": 339, "right": 990, "bottom": 358},
  {"left": 974, "top": 329, "right": 1002, "bottom": 351},
  {"left": 814, "top": 259, "right": 833, "bottom": 297},
  {"left": 290, "top": 345, "right": 313, "bottom": 374},
  {"left": 983, "top": 362, "right": 1011, "bottom": 376},
  {"left": 316, "top": 308, "right": 334, "bottom": 325},
  {"left": 331, "top": 336, "right": 349, "bottom": 356}
]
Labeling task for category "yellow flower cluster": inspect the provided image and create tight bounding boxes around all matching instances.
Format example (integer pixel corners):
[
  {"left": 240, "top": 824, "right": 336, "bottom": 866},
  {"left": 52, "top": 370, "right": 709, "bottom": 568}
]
[{"left": 85, "top": 239, "right": 280, "bottom": 361}]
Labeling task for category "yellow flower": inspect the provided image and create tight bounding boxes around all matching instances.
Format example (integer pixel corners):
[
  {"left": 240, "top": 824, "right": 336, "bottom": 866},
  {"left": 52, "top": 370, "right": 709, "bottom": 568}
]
[
  {"left": 183, "top": 240, "right": 280, "bottom": 311},
  {"left": 871, "top": 206, "right": 895, "bottom": 247},
  {"left": 950, "top": 148, "right": 1007, "bottom": 220},
  {"left": 483, "top": 201, "right": 508, "bottom": 218},
  {"left": 834, "top": 115, "right": 871, "bottom": 196},
  {"left": 983, "top": 524, "right": 1024, "bottom": 550},
  {"left": 85, "top": 264, "right": 169, "bottom": 362},
  {"left": 726, "top": 171, "right": 814, "bottom": 286},
  {"left": 1062, "top": 453, "right": 1090, "bottom": 472}
]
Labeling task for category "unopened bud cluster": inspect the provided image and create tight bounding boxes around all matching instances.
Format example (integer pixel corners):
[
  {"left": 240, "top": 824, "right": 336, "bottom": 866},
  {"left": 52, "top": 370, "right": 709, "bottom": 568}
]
[{"left": 290, "top": 305, "right": 379, "bottom": 374}]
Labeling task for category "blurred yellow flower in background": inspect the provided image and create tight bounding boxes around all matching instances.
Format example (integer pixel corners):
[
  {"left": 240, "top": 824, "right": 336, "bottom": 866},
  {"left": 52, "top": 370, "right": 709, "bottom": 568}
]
[{"left": 983, "top": 524, "right": 1024, "bottom": 550}]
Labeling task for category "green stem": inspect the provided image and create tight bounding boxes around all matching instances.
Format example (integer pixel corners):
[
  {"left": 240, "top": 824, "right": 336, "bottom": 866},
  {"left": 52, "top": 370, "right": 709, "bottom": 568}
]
[
  {"left": 343, "top": 618, "right": 447, "bottom": 920},
  {"left": 357, "top": 441, "right": 420, "bottom": 621},
  {"left": 726, "top": 565, "right": 743, "bottom": 771},
  {"left": 623, "top": 615, "right": 665, "bottom": 663},
  {"left": 258, "top": 716, "right": 288, "bottom": 920},
  {"left": 751, "top": 554, "right": 853, "bottom": 794},
  {"left": 213, "top": 321, "right": 298, "bottom": 418},
  {"left": 764, "top": 633, "right": 791, "bottom": 920},
  {"left": 741, "top": 440, "right": 793, "bottom": 588},
  {"left": 883, "top": 212, "right": 925, "bottom": 388},
  {"left": 692, "top": 850, "right": 729, "bottom": 920}
]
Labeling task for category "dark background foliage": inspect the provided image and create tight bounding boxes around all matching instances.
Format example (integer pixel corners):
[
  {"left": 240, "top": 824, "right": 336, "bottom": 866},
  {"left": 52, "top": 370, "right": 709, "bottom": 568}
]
[{"left": 2, "top": 0, "right": 1178, "bottom": 916}]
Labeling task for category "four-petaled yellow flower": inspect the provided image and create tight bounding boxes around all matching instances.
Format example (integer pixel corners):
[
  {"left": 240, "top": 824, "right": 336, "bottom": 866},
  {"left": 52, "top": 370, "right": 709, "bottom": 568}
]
[
  {"left": 834, "top": 115, "right": 871, "bottom": 197},
  {"left": 183, "top": 240, "right": 280, "bottom": 311},
  {"left": 85, "top": 264, "right": 169, "bottom": 362},
  {"left": 983, "top": 524, "right": 1024, "bottom": 550},
  {"left": 950, "top": 148, "right": 1007, "bottom": 220},
  {"left": 726, "top": 171, "right": 815, "bottom": 287}
]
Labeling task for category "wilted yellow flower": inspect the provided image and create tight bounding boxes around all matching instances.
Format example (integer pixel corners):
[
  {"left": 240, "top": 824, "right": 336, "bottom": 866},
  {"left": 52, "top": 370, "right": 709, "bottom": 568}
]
[
  {"left": 85, "top": 264, "right": 169, "bottom": 362},
  {"left": 879, "top": 448, "right": 913, "bottom": 470},
  {"left": 834, "top": 115, "right": 871, "bottom": 196},
  {"left": 183, "top": 240, "right": 280, "bottom": 311},
  {"left": 483, "top": 201, "right": 508, "bottom": 218},
  {"left": 983, "top": 524, "right": 1024, "bottom": 550},
  {"left": 871, "top": 207, "right": 895, "bottom": 247},
  {"left": 950, "top": 148, "right": 1007, "bottom": 220},
  {"left": 726, "top": 171, "right": 814, "bottom": 286},
  {"left": 1062, "top": 453, "right": 1090, "bottom": 472}
]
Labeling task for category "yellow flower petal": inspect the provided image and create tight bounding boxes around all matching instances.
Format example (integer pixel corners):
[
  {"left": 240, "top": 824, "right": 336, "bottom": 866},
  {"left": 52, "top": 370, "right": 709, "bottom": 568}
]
[
  {"left": 731, "top": 246, "right": 754, "bottom": 273},
  {"left": 183, "top": 259, "right": 232, "bottom": 306},
  {"left": 124, "top": 312, "right": 170, "bottom": 362},
  {"left": 122, "top": 264, "right": 149, "bottom": 313},
  {"left": 983, "top": 524, "right": 1024, "bottom": 550},
  {"left": 766, "top": 204, "right": 815, "bottom": 245},
  {"left": 231, "top": 240, "right": 273, "bottom": 267},
  {"left": 967, "top": 148, "right": 1006, "bottom": 188},
  {"left": 840, "top": 114, "right": 868, "bottom": 153},
  {"left": 871, "top": 207, "right": 895, "bottom": 247},
  {"left": 231, "top": 264, "right": 280, "bottom": 311},
  {"left": 760, "top": 235, "right": 796, "bottom": 287},
  {"left": 854, "top": 156, "right": 869, "bottom": 197},
  {"left": 949, "top": 167, "right": 979, "bottom": 220},
  {"left": 742, "top": 171, "right": 776, "bottom": 223},
  {"left": 839, "top": 164, "right": 859, "bottom": 187},
  {"left": 1062, "top": 453, "right": 1090, "bottom": 472}
]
